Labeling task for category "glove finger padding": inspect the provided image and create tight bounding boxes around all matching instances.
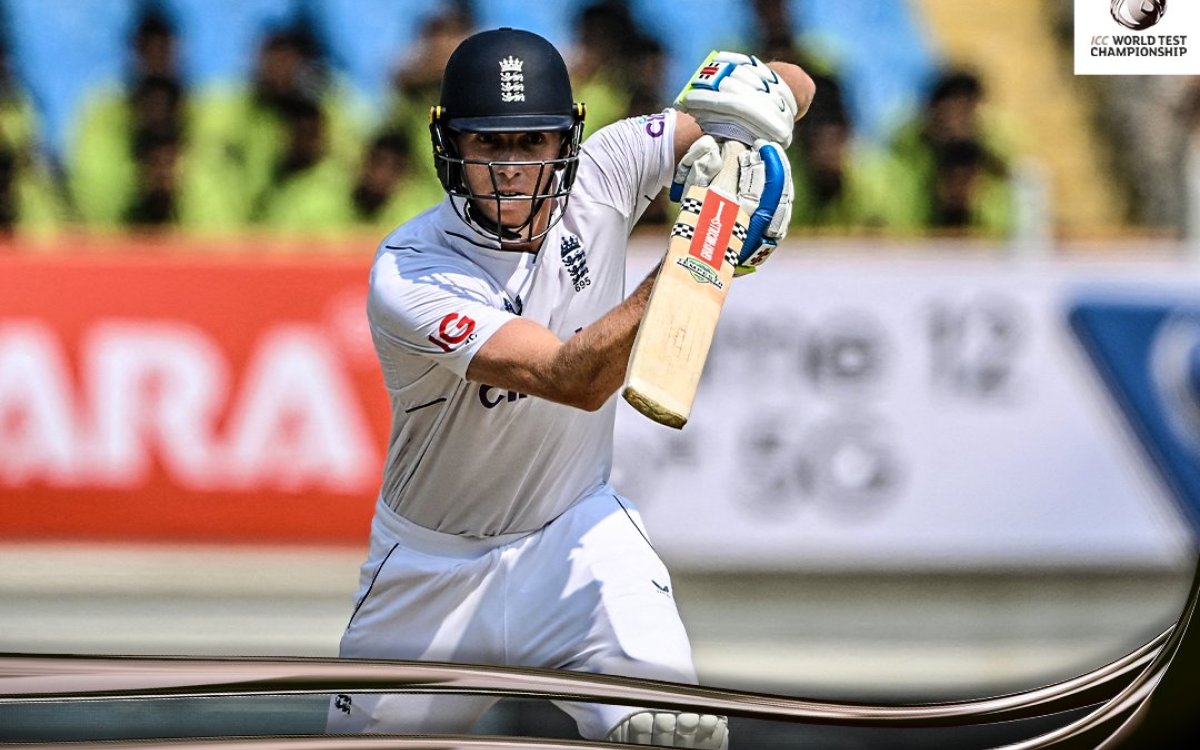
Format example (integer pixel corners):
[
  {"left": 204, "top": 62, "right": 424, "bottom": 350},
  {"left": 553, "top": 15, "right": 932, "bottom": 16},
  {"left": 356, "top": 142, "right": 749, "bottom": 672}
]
[
  {"left": 670, "top": 134, "right": 723, "bottom": 202},
  {"left": 607, "top": 711, "right": 729, "bottom": 749},
  {"left": 733, "top": 139, "right": 792, "bottom": 276},
  {"left": 674, "top": 50, "right": 798, "bottom": 148}
]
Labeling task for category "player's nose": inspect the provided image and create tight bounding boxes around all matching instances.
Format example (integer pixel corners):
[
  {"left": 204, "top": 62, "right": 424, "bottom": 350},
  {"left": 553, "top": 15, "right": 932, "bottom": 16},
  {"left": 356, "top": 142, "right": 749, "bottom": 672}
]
[
  {"left": 492, "top": 164, "right": 524, "bottom": 187},
  {"left": 493, "top": 160, "right": 536, "bottom": 186}
]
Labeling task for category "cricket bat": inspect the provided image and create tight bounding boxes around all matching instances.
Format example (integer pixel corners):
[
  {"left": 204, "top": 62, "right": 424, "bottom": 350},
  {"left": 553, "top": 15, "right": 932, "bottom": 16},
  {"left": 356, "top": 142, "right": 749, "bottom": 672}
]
[{"left": 622, "top": 139, "right": 749, "bottom": 429}]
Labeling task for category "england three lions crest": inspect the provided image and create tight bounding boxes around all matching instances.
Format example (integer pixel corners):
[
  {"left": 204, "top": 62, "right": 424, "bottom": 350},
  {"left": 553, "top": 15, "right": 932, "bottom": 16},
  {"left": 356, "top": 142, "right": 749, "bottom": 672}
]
[
  {"left": 560, "top": 235, "right": 590, "bottom": 292},
  {"left": 499, "top": 56, "right": 525, "bottom": 102}
]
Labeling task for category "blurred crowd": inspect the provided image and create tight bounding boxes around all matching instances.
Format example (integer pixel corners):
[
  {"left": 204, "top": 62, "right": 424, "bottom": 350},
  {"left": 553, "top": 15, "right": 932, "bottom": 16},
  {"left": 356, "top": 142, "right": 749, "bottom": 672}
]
[{"left": 0, "top": 0, "right": 1021, "bottom": 244}]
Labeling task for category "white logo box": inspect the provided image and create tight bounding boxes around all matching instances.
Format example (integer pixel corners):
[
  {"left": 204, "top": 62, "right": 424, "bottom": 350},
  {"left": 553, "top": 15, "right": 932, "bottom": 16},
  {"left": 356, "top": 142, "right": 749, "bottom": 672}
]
[{"left": 1076, "top": 0, "right": 1200, "bottom": 74}]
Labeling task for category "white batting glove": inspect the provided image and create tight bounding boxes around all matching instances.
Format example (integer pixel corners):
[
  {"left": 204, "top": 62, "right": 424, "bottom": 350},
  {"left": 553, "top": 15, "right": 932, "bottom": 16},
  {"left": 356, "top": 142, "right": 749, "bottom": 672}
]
[
  {"left": 669, "top": 134, "right": 723, "bottom": 203},
  {"left": 673, "top": 51, "right": 798, "bottom": 148},
  {"left": 735, "top": 139, "right": 792, "bottom": 275},
  {"left": 671, "top": 136, "right": 792, "bottom": 277},
  {"left": 607, "top": 711, "right": 729, "bottom": 749}
]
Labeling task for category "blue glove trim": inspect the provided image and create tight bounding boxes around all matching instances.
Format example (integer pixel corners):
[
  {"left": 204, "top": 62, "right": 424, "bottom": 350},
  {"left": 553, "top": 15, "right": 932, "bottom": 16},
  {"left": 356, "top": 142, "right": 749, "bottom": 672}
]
[
  {"left": 669, "top": 180, "right": 684, "bottom": 203},
  {"left": 688, "top": 61, "right": 735, "bottom": 92},
  {"left": 739, "top": 144, "right": 786, "bottom": 264},
  {"left": 735, "top": 238, "right": 776, "bottom": 275}
]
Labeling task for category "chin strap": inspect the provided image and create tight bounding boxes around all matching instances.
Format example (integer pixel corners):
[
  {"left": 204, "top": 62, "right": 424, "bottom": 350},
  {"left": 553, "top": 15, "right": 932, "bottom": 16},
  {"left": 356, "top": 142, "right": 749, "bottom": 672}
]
[
  {"left": 456, "top": 192, "right": 562, "bottom": 245},
  {"left": 462, "top": 200, "right": 529, "bottom": 243}
]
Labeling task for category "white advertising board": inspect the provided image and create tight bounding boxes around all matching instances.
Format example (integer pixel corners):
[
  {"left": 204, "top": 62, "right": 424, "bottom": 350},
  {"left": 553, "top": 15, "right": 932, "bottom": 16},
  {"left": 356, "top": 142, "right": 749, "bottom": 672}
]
[{"left": 615, "top": 247, "right": 1198, "bottom": 570}]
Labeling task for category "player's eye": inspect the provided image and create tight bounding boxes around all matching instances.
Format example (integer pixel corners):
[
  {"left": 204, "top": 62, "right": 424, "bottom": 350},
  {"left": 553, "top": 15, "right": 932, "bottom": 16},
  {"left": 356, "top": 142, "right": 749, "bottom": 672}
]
[{"left": 522, "top": 132, "right": 547, "bottom": 147}]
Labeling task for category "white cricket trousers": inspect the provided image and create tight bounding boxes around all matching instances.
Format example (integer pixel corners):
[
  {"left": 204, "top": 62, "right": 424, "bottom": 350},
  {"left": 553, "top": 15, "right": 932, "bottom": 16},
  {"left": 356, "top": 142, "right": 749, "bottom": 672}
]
[{"left": 326, "top": 485, "right": 698, "bottom": 740}]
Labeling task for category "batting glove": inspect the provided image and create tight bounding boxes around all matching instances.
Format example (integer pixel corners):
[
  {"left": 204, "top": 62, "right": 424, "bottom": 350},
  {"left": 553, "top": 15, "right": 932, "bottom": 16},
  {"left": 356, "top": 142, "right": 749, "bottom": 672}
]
[
  {"left": 735, "top": 139, "right": 792, "bottom": 275},
  {"left": 674, "top": 51, "right": 798, "bottom": 148},
  {"left": 671, "top": 135, "right": 793, "bottom": 276}
]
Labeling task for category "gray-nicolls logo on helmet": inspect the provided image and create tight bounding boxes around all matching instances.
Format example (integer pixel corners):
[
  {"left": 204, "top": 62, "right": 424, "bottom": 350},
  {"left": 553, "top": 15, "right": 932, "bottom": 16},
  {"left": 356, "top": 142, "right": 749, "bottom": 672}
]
[
  {"left": 429, "top": 28, "right": 586, "bottom": 245},
  {"left": 1110, "top": 0, "right": 1167, "bottom": 30}
]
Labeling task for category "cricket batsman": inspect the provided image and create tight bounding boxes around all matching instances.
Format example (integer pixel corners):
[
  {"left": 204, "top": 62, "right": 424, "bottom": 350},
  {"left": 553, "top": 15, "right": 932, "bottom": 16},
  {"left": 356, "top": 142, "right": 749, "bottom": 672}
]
[{"left": 327, "top": 26, "right": 813, "bottom": 747}]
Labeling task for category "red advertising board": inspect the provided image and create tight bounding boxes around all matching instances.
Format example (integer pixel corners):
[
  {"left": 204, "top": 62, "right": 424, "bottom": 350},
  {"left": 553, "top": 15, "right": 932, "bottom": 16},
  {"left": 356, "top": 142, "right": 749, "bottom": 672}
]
[{"left": 0, "top": 245, "right": 389, "bottom": 545}]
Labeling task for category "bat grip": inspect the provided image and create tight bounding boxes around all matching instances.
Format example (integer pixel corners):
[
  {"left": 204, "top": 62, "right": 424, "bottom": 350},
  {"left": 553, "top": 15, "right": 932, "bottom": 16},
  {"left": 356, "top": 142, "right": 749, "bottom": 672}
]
[{"left": 710, "top": 139, "right": 747, "bottom": 194}]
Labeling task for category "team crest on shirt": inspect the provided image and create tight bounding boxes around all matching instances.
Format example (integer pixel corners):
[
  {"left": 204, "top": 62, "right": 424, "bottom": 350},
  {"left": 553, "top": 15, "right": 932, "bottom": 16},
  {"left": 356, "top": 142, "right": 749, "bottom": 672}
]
[{"left": 560, "top": 234, "right": 591, "bottom": 292}]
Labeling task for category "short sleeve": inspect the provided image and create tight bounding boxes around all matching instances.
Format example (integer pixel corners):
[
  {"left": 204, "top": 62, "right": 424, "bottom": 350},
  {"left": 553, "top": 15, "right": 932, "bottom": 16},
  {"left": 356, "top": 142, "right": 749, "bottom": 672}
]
[
  {"left": 367, "top": 251, "right": 516, "bottom": 380},
  {"left": 575, "top": 108, "right": 677, "bottom": 226}
]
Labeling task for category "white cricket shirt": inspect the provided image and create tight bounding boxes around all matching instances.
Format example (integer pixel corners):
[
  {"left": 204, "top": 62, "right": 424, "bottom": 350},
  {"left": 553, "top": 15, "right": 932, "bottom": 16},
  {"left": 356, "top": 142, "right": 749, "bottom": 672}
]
[{"left": 366, "top": 110, "right": 677, "bottom": 536}]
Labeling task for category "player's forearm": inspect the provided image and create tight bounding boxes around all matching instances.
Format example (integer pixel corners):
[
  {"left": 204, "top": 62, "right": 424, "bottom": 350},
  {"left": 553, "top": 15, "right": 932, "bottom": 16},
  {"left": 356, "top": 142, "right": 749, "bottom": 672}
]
[
  {"left": 550, "top": 270, "right": 657, "bottom": 410},
  {"left": 465, "top": 270, "right": 658, "bottom": 411}
]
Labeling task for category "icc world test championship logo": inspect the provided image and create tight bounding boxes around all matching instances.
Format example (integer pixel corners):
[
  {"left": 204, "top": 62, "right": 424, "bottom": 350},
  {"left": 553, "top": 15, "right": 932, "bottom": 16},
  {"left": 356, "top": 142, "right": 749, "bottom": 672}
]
[
  {"left": 1083, "top": 0, "right": 1189, "bottom": 72},
  {"left": 1111, "top": 0, "right": 1167, "bottom": 30}
]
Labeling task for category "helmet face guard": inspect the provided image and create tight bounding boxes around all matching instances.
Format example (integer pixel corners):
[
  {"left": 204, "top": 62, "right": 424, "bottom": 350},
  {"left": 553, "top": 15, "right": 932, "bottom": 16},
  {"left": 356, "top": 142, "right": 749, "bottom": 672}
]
[
  {"left": 429, "top": 28, "right": 586, "bottom": 244},
  {"left": 430, "top": 111, "right": 585, "bottom": 243}
]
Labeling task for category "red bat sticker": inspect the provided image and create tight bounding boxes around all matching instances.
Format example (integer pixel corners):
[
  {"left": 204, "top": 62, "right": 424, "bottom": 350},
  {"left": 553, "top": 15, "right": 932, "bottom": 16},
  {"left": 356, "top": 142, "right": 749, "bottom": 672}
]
[{"left": 688, "top": 191, "right": 738, "bottom": 272}]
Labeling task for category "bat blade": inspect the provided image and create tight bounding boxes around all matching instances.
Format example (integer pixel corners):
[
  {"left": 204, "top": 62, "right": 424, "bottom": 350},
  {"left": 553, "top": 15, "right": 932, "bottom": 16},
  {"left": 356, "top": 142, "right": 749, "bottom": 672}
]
[{"left": 623, "top": 140, "right": 748, "bottom": 428}]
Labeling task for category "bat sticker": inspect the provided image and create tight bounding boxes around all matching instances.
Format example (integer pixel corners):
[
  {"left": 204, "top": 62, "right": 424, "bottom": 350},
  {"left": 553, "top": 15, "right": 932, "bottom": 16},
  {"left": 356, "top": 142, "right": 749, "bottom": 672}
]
[{"left": 673, "top": 190, "right": 739, "bottom": 288}]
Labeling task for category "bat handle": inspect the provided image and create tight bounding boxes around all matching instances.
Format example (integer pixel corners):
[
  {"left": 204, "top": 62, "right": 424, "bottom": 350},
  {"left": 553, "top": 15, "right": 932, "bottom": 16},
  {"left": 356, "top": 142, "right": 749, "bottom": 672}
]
[{"left": 710, "top": 139, "right": 747, "bottom": 194}]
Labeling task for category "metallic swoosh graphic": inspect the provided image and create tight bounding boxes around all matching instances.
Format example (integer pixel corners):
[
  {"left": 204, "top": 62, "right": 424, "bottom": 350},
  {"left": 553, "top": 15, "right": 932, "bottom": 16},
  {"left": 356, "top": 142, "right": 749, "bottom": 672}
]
[
  {"left": 0, "top": 625, "right": 1169, "bottom": 727},
  {"left": 991, "top": 549, "right": 1200, "bottom": 749},
  {"left": 0, "top": 736, "right": 628, "bottom": 750},
  {"left": 2, "top": 555, "right": 1195, "bottom": 748}
]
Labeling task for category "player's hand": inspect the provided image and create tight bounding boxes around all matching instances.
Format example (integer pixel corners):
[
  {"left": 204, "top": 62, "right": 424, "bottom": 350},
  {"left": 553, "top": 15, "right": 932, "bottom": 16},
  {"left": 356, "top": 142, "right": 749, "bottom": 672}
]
[
  {"left": 669, "top": 134, "right": 723, "bottom": 203},
  {"left": 735, "top": 138, "right": 792, "bottom": 275},
  {"left": 670, "top": 135, "right": 792, "bottom": 277},
  {"left": 673, "top": 51, "right": 798, "bottom": 148}
]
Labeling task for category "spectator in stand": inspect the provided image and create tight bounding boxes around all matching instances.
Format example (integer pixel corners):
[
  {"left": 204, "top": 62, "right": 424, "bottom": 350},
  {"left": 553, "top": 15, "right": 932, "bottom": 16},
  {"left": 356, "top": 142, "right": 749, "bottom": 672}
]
[
  {"left": 191, "top": 11, "right": 368, "bottom": 225},
  {"left": 568, "top": 0, "right": 669, "bottom": 225},
  {"left": 0, "top": 137, "right": 68, "bottom": 240},
  {"left": 255, "top": 115, "right": 442, "bottom": 237},
  {"left": 788, "top": 73, "right": 889, "bottom": 232},
  {"left": 123, "top": 126, "right": 182, "bottom": 227},
  {"left": 926, "top": 137, "right": 1011, "bottom": 234},
  {"left": 347, "top": 130, "right": 443, "bottom": 230},
  {"left": 68, "top": 3, "right": 240, "bottom": 233},
  {"left": 383, "top": 3, "right": 475, "bottom": 216},
  {"left": 252, "top": 95, "right": 358, "bottom": 236},
  {"left": 747, "top": 0, "right": 887, "bottom": 233},
  {"left": 567, "top": 1, "right": 671, "bottom": 134},
  {"left": 881, "top": 68, "right": 1013, "bottom": 236},
  {"left": 627, "top": 35, "right": 667, "bottom": 117},
  {"left": 0, "top": 27, "right": 63, "bottom": 239},
  {"left": 627, "top": 34, "right": 671, "bottom": 226},
  {"left": 569, "top": 0, "right": 639, "bottom": 135},
  {"left": 69, "top": 3, "right": 179, "bottom": 227},
  {"left": 753, "top": 0, "right": 798, "bottom": 64}
]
